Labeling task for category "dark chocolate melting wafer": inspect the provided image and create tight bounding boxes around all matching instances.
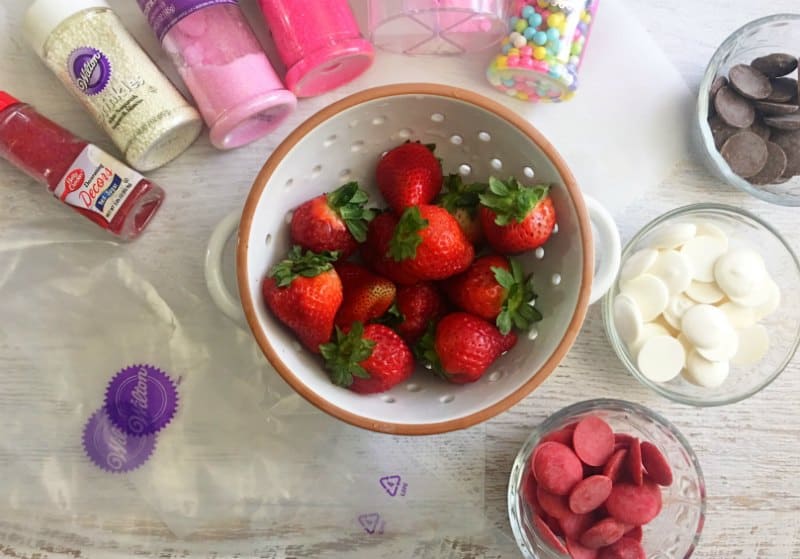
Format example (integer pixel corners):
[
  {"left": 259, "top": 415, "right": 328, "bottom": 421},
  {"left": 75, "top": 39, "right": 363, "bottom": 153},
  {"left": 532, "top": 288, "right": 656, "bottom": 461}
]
[
  {"left": 709, "top": 114, "right": 741, "bottom": 148},
  {"left": 764, "top": 113, "right": 800, "bottom": 131},
  {"left": 754, "top": 101, "right": 799, "bottom": 116},
  {"left": 766, "top": 77, "right": 798, "bottom": 103},
  {"left": 749, "top": 118, "right": 772, "bottom": 142},
  {"left": 710, "top": 75, "right": 728, "bottom": 98},
  {"left": 721, "top": 131, "right": 768, "bottom": 178},
  {"left": 729, "top": 64, "right": 772, "bottom": 100},
  {"left": 749, "top": 142, "right": 788, "bottom": 185},
  {"left": 751, "top": 53, "right": 798, "bottom": 78},
  {"left": 771, "top": 130, "right": 800, "bottom": 177},
  {"left": 715, "top": 86, "right": 755, "bottom": 128}
]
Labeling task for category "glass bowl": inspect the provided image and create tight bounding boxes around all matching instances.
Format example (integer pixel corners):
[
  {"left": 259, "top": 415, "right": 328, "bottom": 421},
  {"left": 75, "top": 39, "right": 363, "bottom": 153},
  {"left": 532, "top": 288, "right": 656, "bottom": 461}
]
[
  {"left": 603, "top": 204, "right": 800, "bottom": 406},
  {"left": 508, "top": 399, "right": 706, "bottom": 559},
  {"left": 695, "top": 14, "right": 800, "bottom": 206}
]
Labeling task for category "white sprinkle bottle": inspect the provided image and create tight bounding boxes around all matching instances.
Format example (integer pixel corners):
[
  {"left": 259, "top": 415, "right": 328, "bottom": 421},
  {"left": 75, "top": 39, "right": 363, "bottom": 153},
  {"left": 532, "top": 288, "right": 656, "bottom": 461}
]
[{"left": 23, "top": 0, "right": 203, "bottom": 171}]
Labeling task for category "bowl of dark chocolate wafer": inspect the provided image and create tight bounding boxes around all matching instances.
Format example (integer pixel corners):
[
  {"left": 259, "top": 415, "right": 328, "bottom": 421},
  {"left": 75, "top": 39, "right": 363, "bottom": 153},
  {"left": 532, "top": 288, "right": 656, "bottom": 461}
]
[{"left": 697, "top": 14, "right": 800, "bottom": 206}]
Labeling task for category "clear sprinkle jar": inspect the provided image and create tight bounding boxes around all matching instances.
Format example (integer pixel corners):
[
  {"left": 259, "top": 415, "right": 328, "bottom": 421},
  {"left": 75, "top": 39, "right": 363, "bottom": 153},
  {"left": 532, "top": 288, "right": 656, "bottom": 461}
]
[
  {"left": 23, "top": 0, "right": 203, "bottom": 171},
  {"left": 137, "top": 0, "right": 297, "bottom": 150}
]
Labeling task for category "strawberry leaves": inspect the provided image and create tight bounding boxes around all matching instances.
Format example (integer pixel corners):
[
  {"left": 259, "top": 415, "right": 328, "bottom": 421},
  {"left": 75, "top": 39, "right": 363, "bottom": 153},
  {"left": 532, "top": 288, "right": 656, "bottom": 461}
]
[
  {"left": 389, "top": 206, "right": 429, "bottom": 261},
  {"left": 270, "top": 245, "right": 339, "bottom": 287},
  {"left": 438, "top": 174, "right": 487, "bottom": 217},
  {"left": 413, "top": 322, "right": 446, "bottom": 379},
  {"left": 479, "top": 177, "right": 549, "bottom": 226},
  {"left": 326, "top": 182, "right": 377, "bottom": 243},
  {"left": 320, "top": 322, "right": 375, "bottom": 387},
  {"left": 492, "top": 258, "right": 542, "bottom": 335}
]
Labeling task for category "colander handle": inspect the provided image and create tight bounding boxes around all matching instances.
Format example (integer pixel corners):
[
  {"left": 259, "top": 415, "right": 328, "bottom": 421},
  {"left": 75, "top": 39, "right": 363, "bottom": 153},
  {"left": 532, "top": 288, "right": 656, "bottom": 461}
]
[
  {"left": 584, "top": 195, "right": 621, "bottom": 304},
  {"left": 205, "top": 211, "right": 247, "bottom": 326}
]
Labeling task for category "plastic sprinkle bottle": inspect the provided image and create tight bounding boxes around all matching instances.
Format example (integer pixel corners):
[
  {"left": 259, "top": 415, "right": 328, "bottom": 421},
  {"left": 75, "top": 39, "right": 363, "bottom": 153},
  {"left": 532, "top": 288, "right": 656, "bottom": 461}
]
[
  {"left": 257, "top": 0, "right": 374, "bottom": 98},
  {"left": 23, "top": 0, "right": 203, "bottom": 171},
  {"left": 486, "top": 0, "right": 599, "bottom": 103},
  {"left": 0, "top": 92, "right": 165, "bottom": 240},
  {"left": 137, "top": 0, "right": 297, "bottom": 150}
]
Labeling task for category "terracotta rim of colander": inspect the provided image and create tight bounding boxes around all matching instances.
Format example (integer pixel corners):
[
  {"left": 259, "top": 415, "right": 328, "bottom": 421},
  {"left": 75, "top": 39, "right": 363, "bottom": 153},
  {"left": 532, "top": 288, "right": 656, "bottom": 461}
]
[{"left": 237, "top": 83, "right": 593, "bottom": 435}]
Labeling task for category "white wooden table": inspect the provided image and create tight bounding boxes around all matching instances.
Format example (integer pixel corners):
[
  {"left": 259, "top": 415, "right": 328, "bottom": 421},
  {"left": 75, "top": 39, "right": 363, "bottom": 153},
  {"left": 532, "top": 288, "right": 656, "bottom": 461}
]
[{"left": 0, "top": 0, "right": 798, "bottom": 557}]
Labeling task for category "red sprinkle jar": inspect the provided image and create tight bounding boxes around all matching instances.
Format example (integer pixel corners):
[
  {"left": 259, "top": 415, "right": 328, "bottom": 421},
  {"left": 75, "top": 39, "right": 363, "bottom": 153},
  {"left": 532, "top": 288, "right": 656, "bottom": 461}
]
[{"left": 0, "top": 92, "right": 164, "bottom": 240}]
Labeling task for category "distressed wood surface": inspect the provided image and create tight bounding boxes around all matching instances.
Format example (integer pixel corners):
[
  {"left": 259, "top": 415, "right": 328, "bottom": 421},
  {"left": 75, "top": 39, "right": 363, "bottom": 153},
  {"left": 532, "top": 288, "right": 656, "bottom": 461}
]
[{"left": 0, "top": 0, "right": 799, "bottom": 557}]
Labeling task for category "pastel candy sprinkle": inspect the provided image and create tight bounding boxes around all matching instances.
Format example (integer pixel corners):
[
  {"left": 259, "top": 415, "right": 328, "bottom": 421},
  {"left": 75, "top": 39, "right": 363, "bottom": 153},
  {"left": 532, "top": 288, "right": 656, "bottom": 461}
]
[
  {"left": 515, "top": 18, "right": 528, "bottom": 32},
  {"left": 533, "top": 46, "right": 547, "bottom": 60},
  {"left": 533, "top": 31, "right": 548, "bottom": 45},
  {"left": 522, "top": 5, "right": 535, "bottom": 18},
  {"left": 528, "top": 13, "right": 543, "bottom": 27}
]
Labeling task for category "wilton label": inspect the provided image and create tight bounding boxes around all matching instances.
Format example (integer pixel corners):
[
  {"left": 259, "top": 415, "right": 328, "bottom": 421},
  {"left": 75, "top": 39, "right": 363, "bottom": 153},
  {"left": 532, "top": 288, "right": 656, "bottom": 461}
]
[
  {"left": 54, "top": 145, "right": 141, "bottom": 224},
  {"left": 137, "top": 0, "right": 239, "bottom": 42},
  {"left": 83, "top": 409, "right": 156, "bottom": 473},
  {"left": 68, "top": 47, "right": 112, "bottom": 96},
  {"left": 105, "top": 364, "right": 178, "bottom": 436}
]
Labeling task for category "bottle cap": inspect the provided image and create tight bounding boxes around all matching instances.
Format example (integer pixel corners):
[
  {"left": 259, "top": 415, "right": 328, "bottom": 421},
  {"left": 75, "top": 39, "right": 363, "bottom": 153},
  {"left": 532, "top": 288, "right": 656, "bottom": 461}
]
[
  {"left": 24, "top": 0, "right": 111, "bottom": 59},
  {"left": 0, "top": 91, "right": 21, "bottom": 113}
]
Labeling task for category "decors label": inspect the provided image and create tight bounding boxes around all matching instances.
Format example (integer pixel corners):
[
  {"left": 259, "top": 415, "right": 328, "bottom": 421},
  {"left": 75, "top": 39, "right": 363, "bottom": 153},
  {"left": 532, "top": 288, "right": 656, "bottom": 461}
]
[
  {"left": 54, "top": 146, "right": 141, "bottom": 224},
  {"left": 68, "top": 47, "right": 112, "bottom": 96},
  {"left": 137, "top": 0, "right": 239, "bottom": 41},
  {"left": 83, "top": 409, "right": 156, "bottom": 473},
  {"left": 105, "top": 364, "right": 178, "bottom": 436}
]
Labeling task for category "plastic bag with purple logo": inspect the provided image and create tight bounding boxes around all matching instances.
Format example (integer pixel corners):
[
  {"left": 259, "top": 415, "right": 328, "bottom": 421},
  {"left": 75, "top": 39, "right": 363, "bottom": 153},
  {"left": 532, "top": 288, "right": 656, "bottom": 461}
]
[{"left": 0, "top": 218, "right": 500, "bottom": 557}]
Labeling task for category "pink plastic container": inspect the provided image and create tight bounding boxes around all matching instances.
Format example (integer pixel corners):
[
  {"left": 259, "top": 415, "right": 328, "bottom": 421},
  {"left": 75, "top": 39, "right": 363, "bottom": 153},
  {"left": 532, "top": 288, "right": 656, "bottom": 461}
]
[
  {"left": 138, "top": 1, "right": 297, "bottom": 150},
  {"left": 368, "top": 0, "right": 509, "bottom": 55},
  {"left": 257, "top": 0, "right": 374, "bottom": 98}
]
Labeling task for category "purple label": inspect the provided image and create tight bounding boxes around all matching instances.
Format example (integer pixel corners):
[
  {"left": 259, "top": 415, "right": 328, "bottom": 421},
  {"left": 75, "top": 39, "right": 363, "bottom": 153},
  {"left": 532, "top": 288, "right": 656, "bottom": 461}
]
[
  {"left": 379, "top": 475, "right": 407, "bottom": 497},
  {"left": 357, "top": 513, "right": 385, "bottom": 535},
  {"left": 105, "top": 364, "right": 178, "bottom": 436},
  {"left": 67, "top": 47, "right": 112, "bottom": 96},
  {"left": 83, "top": 409, "right": 156, "bottom": 473},
  {"left": 137, "top": 0, "right": 239, "bottom": 42}
]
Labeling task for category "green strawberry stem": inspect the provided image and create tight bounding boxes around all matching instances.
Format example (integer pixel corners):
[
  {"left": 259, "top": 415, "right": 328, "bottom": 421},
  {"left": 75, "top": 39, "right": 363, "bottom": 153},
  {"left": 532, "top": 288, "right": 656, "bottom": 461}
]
[
  {"left": 492, "top": 258, "right": 542, "bottom": 335},
  {"left": 377, "top": 301, "right": 404, "bottom": 327},
  {"left": 269, "top": 245, "right": 339, "bottom": 287},
  {"left": 479, "top": 177, "right": 550, "bottom": 226},
  {"left": 319, "top": 322, "right": 376, "bottom": 387},
  {"left": 438, "top": 174, "right": 487, "bottom": 217},
  {"left": 413, "top": 322, "right": 447, "bottom": 380},
  {"left": 389, "top": 206, "right": 429, "bottom": 262},
  {"left": 326, "top": 182, "right": 377, "bottom": 243}
]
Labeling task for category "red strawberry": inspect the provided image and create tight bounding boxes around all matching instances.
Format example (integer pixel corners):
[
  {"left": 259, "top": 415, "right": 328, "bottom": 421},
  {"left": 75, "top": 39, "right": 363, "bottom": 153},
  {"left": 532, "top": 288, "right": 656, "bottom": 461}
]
[
  {"left": 290, "top": 181, "right": 376, "bottom": 258},
  {"left": 376, "top": 142, "right": 443, "bottom": 213},
  {"left": 388, "top": 205, "right": 474, "bottom": 281},
  {"left": 384, "top": 282, "right": 446, "bottom": 343},
  {"left": 415, "top": 312, "right": 517, "bottom": 384},
  {"left": 479, "top": 177, "right": 556, "bottom": 254},
  {"left": 334, "top": 262, "right": 396, "bottom": 329},
  {"left": 262, "top": 246, "right": 343, "bottom": 352},
  {"left": 443, "top": 255, "right": 541, "bottom": 335},
  {"left": 437, "top": 174, "right": 486, "bottom": 244},
  {"left": 360, "top": 211, "right": 421, "bottom": 285},
  {"left": 320, "top": 322, "right": 414, "bottom": 394}
]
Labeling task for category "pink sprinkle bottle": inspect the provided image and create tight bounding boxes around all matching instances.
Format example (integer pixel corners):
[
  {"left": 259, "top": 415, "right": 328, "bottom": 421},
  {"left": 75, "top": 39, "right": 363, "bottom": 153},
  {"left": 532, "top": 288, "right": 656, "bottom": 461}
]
[
  {"left": 137, "top": 0, "right": 297, "bottom": 150},
  {"left": 257, "top": 0, "right": 374, "bottom": 98}
]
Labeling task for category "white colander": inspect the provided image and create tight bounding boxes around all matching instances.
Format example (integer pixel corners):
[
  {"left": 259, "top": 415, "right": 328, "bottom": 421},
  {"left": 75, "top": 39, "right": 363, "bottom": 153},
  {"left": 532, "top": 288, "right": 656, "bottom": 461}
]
[{"left": 206, "top": 84, "right": 620, "bottom": 435}]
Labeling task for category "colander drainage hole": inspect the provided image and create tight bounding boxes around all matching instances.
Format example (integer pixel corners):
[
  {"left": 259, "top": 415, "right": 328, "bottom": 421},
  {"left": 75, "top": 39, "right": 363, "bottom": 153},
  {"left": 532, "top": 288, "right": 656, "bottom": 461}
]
[
  {"left": 324, "top": 135, "right": 338, "bottom": 147},
  {"left": 339, "top": 169, "right": 351, "bottom": 180},
  {"left": 311, "top": 165, "right": 322, "bottom": 178},
  {"left": 490, "top": 158, "right": 503, "bottom": 170},
  {"left": 478, "top": 131, "right": 491, "bottom": 142},
  {"left": 351, "top": 140, "right": 365, "bottom": 152},
  {"left": 372, "top": 116, "right": 386, "bottom": 125},
  {"left": 265, "top": 233, "right": 272, "bottom": 245},
  {"left": 406, "top": 383, "right": 421, "bottom": 392},
  {"left": 523, "top": 166, "right": 535, "bottom": 178},
  {"left": 431, "top": 113, "right": 445, "bottom": 123},
  {"left": 487, "top": 370, "right": 503, "bottom": 382},
  {"left": 382, "top": 395, "right": 396, "bottom": 403},
  {"left": 551, "top": 273, "right": 562, "bottom": 286},
  {"left": 535, "top": 247, "right": 544, "bottom": 259},
  {"left": 439, "top": 394, "right": 454, "bottom": 404},
  {"left": 398, "top": 128, "right": 412, "bottom": 139},
  {"left": 285, "top": 211, "right": 293, "bottom": 224},
  {"left": 285, "top": 178, "right": 294, "bottom": 189},
  {"left": 458, "top": 163, "right": 472, "bottom": 176},
  {"left": 450, "top": 134, "right": 463, "bottom": 145},
  {"left": 553, "top": 223, "right": 559, "bottom": 234}
]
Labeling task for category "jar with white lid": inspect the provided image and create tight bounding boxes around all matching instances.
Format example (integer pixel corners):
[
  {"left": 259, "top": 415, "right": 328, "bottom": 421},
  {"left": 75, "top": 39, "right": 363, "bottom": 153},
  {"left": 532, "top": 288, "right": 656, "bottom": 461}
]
[{"left": 23, "top": 0, "right": 203, "bottom": 171}]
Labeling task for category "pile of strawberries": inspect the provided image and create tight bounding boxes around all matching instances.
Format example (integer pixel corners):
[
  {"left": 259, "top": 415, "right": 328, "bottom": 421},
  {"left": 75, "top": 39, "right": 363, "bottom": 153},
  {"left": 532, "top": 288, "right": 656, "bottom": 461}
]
[{"left": 263, "top": 141, "right": 557, "bottom": 394}]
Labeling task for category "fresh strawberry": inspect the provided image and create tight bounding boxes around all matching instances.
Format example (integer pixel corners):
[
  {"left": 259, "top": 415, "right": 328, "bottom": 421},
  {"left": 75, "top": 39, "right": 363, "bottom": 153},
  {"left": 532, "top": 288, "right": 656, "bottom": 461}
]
[
  {"left": 320, "top": 322, "right": 414, "bottom": 394},
  {"left": 388, "top": 205, "right": 474, "bottom": 281},
  {"left": 290, "top": 181, "right": 376, "bottom": 258},
  {"left": 360, "top": 211, "right": 422, "bottom": 285},
  {"left": 376, "top": 142, "right": 443, "bottom": 213},
  {"left": 443, "top": 255, "right": 541, "bottom": 335},
  {"left": 334, "top": 262, "right": 396, "bottom": 329},
  {"left": 437, "top": 174, "right": 486, "bottom": 244},
  {"left": 382, "top": 282, "right": 446, "bottom": 343},
  {"left": 262, "top": 246, "right": 343, "bottom": 352},
  {"left": 479, "top": 177, "right": 556, "bottom": 254},
  {"left": 415, "top": 312, "right": 517, "bottom": 384}
]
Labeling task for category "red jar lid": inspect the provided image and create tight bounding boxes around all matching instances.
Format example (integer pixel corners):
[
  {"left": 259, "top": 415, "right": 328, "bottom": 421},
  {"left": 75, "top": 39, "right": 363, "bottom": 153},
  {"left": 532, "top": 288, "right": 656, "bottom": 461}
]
[{"left": 0, "top": 91, "right": 21, "bottom": 112}]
